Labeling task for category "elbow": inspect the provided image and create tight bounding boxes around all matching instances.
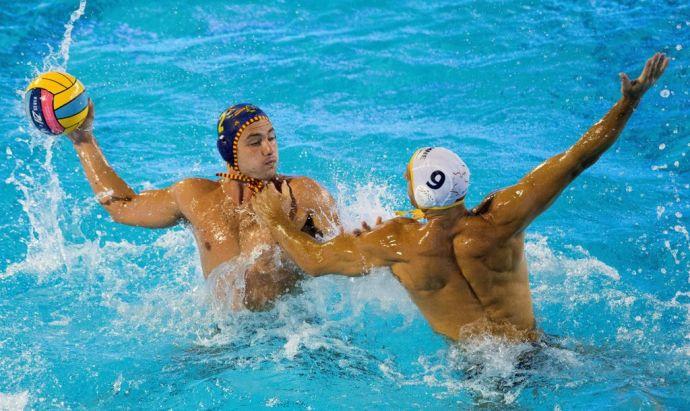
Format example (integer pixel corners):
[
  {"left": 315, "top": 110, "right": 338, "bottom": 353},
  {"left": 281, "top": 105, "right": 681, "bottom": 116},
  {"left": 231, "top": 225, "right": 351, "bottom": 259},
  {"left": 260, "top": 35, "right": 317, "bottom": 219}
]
[
  {"left": 107, "top": 210, "right": 129, "bottom": 225},
  {"left": 301, "top": 264, "right": 325, "bottom": 277},
  {"left": 105, "top": 206, "right": 136, "bottom": 226}
]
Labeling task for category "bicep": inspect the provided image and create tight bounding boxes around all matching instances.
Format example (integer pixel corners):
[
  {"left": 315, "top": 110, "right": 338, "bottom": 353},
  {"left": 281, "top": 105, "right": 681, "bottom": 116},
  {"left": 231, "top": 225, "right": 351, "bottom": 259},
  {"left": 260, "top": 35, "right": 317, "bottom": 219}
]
[
  {"left": 107, "top": 187, "right": 183, "bottom": 228},
  {"left": 488, "top": 150, "right": 583, "bottom": 236}
]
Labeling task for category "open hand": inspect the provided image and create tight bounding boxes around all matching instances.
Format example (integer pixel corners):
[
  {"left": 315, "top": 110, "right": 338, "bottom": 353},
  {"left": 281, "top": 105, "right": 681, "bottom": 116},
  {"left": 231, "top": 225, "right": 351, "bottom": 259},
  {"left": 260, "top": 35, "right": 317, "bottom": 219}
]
[
  {"left": 252, "top": 180, "right": 292, "bottom": 223},
  {"left": 66, "top": 99, "right": 95, "bottom": 144},
  {"left": 620, "top": 52, "right": 669, "bottom": 100}
]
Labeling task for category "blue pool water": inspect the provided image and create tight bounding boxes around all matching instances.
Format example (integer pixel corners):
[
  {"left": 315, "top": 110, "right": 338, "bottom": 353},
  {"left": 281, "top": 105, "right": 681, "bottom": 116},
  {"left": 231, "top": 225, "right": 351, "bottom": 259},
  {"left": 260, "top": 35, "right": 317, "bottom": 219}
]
[{"left": 1, "top": 0, "right": 689, "bottom": 408}]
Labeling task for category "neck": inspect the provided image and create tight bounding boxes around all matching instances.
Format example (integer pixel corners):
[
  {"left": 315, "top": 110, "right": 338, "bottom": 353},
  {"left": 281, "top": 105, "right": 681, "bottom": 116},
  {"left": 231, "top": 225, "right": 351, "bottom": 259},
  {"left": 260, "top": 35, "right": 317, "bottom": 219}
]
[
  {"left": 423, "top": 201, "right": 467, "bottom": 221},
  {"left": 216, "top": 170, "right": 270, "bottom": 194}
]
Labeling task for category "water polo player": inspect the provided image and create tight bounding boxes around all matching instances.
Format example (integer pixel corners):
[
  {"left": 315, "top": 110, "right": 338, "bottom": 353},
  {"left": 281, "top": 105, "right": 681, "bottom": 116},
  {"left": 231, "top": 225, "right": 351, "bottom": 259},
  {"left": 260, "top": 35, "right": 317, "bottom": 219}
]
[
  {"left": 67, "top": 102, "right": 340, "bottom": 310},
  {"left": 253, "top": 53, "right": 669, "bottom": 340}
]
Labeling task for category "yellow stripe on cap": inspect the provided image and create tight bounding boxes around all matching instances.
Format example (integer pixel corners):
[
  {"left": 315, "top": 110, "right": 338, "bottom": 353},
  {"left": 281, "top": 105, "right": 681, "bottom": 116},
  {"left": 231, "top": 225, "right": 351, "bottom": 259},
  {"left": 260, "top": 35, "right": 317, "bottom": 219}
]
[
  {"left": 58, "top": 106, "right": 89, "bottom": 133},
  {"left": 53, "top": 80, "right": 85, "bottom": 109}
]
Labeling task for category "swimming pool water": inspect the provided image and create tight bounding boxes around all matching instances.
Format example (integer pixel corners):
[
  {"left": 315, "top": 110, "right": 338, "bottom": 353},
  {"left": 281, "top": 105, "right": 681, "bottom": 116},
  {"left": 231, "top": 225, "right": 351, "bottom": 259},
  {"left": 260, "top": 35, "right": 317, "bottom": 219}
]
[{"left": 1, "top": 0, "right": 689, "bottom": 408}]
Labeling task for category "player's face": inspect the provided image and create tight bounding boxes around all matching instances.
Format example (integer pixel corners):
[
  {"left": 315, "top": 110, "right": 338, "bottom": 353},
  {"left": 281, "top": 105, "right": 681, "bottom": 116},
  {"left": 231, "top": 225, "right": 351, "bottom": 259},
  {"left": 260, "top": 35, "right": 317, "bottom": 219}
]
[{"left": 236, "top": 118, "right": 278, "bottom": 180}]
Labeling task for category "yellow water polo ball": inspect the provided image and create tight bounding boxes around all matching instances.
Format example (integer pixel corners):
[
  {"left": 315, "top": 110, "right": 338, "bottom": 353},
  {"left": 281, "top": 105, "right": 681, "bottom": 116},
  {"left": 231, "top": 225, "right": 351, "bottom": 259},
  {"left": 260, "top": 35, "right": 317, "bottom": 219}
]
[{"left": 25, "top": 71, "right": 89, "bottom": 135}]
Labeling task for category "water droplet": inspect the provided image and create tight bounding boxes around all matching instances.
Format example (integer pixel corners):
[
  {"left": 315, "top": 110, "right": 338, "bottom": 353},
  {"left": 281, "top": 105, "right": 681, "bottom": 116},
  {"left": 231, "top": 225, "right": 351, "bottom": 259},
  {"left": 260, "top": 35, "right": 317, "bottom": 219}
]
[
  {"left": 660, "top": 89, "right": 671, "bottom": 98},
  {"left": 659, "top": 143, "right": 666, "bottom": 150},
  {"left": 676, "top": 44, "right": 683, "bottom": 51}
]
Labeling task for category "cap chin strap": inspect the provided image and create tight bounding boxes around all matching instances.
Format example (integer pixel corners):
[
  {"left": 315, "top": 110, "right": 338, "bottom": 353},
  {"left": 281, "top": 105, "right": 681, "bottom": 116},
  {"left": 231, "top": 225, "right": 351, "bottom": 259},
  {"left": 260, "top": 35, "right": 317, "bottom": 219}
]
[
  {"left": 394, "top": 200, "right": 464, "bottom": 220},
  {"left": 216, "top": 164, "right": 266, "bottom": 194}
]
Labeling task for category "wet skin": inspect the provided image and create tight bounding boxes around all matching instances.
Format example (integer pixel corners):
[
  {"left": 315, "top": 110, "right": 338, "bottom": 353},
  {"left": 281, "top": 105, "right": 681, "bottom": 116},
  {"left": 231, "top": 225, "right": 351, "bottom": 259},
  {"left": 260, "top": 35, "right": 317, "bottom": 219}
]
[
  {"left": 253, "top": 53, "right": 670, "bottom": 340},
  {"left": 68, "top": 111, "right": 339, "bottom": 310}
]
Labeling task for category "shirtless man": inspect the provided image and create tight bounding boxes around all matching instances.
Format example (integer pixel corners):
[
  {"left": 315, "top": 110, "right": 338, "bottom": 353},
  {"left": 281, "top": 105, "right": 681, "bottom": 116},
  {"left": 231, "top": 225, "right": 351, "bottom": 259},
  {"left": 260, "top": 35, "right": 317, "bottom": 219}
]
[
  {"left": 252, "top": 53, "right": 669, "bottom": 340},
  {"left": 68, "top": 103, "right": 339, "bottom": 309}
]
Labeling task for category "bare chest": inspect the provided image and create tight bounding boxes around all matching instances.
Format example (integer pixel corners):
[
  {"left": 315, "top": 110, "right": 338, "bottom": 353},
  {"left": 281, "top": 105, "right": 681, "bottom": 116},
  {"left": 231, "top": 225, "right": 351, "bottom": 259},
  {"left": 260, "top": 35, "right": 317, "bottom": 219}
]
[{"left": 181, "top": 191, "right": 283, "bottom": 273}]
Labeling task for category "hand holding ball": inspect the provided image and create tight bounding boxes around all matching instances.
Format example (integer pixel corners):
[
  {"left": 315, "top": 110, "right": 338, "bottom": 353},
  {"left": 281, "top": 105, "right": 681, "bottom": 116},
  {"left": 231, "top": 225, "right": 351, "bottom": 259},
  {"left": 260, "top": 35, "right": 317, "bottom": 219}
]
[{"left": 24, "top": 71, "right": 89, "bottom": 135}]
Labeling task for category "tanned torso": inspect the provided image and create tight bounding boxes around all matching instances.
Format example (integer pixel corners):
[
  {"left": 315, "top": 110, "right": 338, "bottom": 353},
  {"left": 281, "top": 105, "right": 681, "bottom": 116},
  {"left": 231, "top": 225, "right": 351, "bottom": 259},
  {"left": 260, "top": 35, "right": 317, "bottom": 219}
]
[
  {"left": 385, "top": 207, "right": 535, "bottom": 341},
  {"left": 173, "top": 176, "right": 329, "bottom": 309}
]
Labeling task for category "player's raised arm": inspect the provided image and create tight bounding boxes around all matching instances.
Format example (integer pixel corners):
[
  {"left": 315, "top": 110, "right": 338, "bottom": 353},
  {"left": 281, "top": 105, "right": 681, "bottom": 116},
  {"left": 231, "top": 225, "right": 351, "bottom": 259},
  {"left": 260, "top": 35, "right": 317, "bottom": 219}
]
[
  {"left": 252, "top": 182, "right": 408, "bottom": 276},
  {"left": 485, "top": 53, "right": 669, "bottom": 238},
  {"left": 67, "top": 101, "right": 184, "bottom": 228}
]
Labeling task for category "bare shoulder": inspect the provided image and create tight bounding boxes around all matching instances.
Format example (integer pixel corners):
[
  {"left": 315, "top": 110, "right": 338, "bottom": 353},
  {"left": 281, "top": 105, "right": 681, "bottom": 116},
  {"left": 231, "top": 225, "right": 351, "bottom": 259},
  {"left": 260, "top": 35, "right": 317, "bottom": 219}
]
[
  {"left": 457, "top": 190, "right": 519, "bottom": 256},
  {"left": 288, "top": 176, "right": 326, "bottom": 195},
  {"left": 287, "top": 175, "right": 332, "bottom": 205},
  {"left": 169, "top": 178, "right": 220, "bottom": 200}
]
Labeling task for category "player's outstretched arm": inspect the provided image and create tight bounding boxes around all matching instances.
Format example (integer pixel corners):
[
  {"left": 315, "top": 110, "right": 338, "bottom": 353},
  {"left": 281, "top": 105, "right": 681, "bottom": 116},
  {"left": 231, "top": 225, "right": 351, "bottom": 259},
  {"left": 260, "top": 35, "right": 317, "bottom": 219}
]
[
  {"left": 252, "top": 182, "right": 407, "bottom": 276},
  {"left": 486, "top": 53, "right": 669, "bottom": 238},
  {"left": 67, "top": 100, "right": 183, "bottom": 228}
]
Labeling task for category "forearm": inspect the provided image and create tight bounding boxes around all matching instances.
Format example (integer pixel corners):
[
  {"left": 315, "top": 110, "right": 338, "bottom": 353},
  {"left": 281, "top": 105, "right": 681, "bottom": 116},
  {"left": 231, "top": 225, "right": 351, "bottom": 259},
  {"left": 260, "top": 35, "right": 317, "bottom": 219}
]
[
  {"left": 72, "top": 131, "right": 136, "bottom": 205},
  {"left": 268, "top": 213, "right": 364, "bottom": 276},
  {"left": 492, "top": 96, "right": 640, "bottom": 233},
  {"left": 568, "top": 96, "right": 639, "bottom": 168}
]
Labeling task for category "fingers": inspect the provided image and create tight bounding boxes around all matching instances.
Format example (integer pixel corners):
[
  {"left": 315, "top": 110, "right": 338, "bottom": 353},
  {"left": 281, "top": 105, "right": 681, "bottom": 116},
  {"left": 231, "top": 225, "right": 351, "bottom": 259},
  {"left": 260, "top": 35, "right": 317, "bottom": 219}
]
[
  {"left": 641, "top": 52, "right": 668, "bottom": 84},
  {"left": 619, "top": 72, "right": 631, "bottom": 90},
  {"left": 660, "top": 55, "right": 670, "bottom": 76},
  {"left": 643, "top": 53, "right": 669, "bottom": 87},
  {"left": 640, "top": 54, "right": 654, "bottom": 80},
  {"left": 375, "top": 216, "right": 383, "bottom": 225},
  {"left": 653, "top": 53, "right": 669, "bottom": 80},
  {"left": 361, "top": 221, "right": 371, "bottom": 231},
  {"left": 83, "top": 99, "right": 95, "bottom": 125},
  {"left": 281, "top": 180, "right": 291, "bottom": 202},
  {"left": 648, "top": 53, "right": 662, "bottom": 83}
]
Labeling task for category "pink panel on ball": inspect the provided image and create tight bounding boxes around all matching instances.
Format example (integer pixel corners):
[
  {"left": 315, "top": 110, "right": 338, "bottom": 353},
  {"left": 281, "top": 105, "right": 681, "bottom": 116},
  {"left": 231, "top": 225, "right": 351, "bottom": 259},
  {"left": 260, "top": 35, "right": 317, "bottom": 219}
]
[{"left": 40, "top": 89, "right": 64, "bottom": 134}]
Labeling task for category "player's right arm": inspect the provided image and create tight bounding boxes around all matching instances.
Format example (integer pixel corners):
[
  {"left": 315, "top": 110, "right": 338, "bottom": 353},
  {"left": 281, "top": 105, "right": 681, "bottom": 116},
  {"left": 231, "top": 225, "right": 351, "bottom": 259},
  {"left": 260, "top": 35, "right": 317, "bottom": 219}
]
[
  {"left": 67, "top": 101, "right": 184, "bottom": 228},
  {"left": 252, "top": 182, "right": 410, "bottom": 276}
]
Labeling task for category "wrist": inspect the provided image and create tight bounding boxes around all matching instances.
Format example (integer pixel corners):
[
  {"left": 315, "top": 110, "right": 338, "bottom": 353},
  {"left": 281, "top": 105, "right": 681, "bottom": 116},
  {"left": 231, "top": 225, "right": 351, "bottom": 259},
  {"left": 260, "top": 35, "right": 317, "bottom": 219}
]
[
  {"left": 620, "top": 94, "right": 641, "bottom": 108},
  {"left": 70, "top": 131, "right": 95, "bottom": 146}
]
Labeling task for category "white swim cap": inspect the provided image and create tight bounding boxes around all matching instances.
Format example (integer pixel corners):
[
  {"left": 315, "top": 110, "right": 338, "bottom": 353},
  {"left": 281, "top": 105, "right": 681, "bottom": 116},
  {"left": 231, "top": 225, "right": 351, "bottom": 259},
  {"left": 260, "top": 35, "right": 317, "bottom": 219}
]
[{"left": 407, "top": 147, "right": 470, "bottom": 209}]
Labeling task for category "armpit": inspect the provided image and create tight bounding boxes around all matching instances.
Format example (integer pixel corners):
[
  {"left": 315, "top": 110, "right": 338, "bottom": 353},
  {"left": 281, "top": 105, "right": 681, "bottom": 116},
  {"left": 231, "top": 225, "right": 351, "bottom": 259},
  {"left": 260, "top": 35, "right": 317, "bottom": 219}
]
[{"left": 471, "top": 191, "right": 498, "bottom": 216}]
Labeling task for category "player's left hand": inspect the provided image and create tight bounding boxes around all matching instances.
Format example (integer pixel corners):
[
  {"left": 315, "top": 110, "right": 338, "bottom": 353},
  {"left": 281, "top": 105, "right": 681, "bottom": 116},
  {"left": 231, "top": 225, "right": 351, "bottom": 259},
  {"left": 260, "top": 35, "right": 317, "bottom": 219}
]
[{"left": 620, "top": 52, "right": 670, "bottom": 100}]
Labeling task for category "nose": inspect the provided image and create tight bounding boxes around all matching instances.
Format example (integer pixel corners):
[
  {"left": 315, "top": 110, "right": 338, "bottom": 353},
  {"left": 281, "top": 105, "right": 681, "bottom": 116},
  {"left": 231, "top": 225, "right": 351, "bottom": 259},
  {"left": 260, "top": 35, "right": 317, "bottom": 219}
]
[{"left": 260, "top": 138, "right": 274, "bottom": 156}]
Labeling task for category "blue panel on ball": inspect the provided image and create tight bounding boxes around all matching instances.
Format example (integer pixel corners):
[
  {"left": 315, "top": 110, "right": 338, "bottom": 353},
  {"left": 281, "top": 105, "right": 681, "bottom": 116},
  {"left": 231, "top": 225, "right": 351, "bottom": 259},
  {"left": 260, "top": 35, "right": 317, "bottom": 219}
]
[{"left": 54, "top": 91, "right": 88, "bottom": 119}]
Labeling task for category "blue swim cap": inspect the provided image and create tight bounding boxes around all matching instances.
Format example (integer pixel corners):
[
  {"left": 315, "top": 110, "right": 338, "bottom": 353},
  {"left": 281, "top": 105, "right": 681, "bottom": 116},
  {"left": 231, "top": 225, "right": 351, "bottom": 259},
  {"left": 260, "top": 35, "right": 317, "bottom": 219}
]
[{"left": 217, "top": 103, "right": 269, "bottom": 168}]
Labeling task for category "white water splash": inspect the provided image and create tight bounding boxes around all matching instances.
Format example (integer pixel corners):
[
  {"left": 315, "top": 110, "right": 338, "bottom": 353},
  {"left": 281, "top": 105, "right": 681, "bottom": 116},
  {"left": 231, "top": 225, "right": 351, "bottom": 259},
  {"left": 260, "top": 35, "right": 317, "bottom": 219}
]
[
  {"left": 526, "top": 234, "right": 620, "bottom": 281},
  {"left": 4, "top": 1, "right": 88, "bottom": 281},
  {"left": 43, "top": 0, "right": 87, "bottom": 72},
  {"left": 0, "top": 392, "right": 29, "bottom": 411}
]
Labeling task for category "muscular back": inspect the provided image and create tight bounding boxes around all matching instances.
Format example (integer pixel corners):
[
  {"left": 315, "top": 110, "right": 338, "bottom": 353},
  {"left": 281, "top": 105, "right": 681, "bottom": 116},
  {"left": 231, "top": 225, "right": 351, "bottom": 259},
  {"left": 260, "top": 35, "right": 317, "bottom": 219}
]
[{"left": 385, "top": 213, "right": 535, "bottom": 340}]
